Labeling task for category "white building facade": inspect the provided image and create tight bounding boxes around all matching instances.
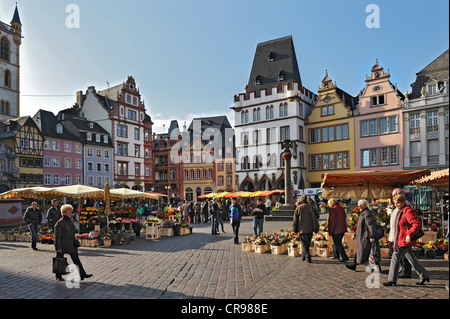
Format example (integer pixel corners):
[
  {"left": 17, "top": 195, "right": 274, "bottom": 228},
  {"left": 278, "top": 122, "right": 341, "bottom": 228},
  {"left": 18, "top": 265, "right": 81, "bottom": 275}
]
[
  {"left": 232, "top": 36, "right": 316, "bottom": 192},
  {"left": 403, "top": 50, "right": 449, "bottom": 171}
]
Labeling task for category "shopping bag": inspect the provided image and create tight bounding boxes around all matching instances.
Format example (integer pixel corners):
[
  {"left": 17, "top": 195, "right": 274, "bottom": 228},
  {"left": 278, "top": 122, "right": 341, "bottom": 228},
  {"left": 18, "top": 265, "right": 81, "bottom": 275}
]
[{"left": 52, "top": 256, "right": 69, "bottom": 275}]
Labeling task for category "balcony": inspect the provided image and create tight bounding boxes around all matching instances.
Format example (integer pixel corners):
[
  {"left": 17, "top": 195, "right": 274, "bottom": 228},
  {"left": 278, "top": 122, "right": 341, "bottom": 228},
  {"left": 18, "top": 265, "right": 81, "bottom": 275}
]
[
  {"left": 409, "top": 127, "right": 420, "bottom": 134},
  {"left": 426, "top": 125, "right": 439, "bottom": 133}
]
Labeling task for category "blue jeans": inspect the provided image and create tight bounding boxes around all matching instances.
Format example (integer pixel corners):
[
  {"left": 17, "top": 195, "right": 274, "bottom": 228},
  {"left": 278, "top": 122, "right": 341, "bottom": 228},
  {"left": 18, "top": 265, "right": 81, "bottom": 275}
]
[
  {"left": 29, "top": 224, "right": 39, "bottom": 249},
  {"left": 253, "top": 218, "right": 264, "bottom": 236},
  {"left": 211, "top": 215, "right": 219, "bottom": 234}
]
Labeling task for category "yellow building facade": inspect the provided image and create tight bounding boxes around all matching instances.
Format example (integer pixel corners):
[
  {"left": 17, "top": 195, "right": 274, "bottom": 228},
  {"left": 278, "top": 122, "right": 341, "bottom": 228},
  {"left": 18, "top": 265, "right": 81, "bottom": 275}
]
[{"left": 305, "top": 71, "right": 358, "bottom": 188}]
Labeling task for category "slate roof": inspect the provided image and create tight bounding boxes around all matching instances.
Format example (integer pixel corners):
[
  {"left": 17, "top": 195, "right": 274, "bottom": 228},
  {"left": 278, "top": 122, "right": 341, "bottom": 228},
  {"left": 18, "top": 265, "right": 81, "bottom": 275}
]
[
  {"left": 246, "top": 36, "right": 302, "bottom": 98},
  {"left": 0, "top": 116, "right": 40, "bottom": 140},
  {"left": 409, "top": 49, "right": 449, "bottom": 99},
  {"left": 32, "top": 110, "right": 80, "bottom": 141},
  {"left": 60, "top": 117, "right": 113, "bottom": 148}
]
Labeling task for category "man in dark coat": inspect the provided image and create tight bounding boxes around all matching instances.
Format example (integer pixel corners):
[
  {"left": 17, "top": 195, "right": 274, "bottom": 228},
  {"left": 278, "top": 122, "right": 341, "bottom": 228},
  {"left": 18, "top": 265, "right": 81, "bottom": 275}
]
[
  {"left": 54, "top": 204, "right": 92, "bottom": 281},
  {"left": 23, "top": 201, "right": 42, "bottom": 250},
  {"left": 328, "top": 198, "right": 349, "bottom": 262},
  {"left": 46, "top": 199, "right": 61, "bottom": 232}
]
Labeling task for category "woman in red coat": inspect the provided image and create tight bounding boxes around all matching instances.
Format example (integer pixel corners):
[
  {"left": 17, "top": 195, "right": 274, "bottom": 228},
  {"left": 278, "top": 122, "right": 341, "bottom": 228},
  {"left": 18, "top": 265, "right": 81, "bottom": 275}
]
[
  {"left": 383, "top": 194, "right": 430, "bottom": 286},
  {"left": 327, "top": 198, "right": 349, "bottom": 262}
]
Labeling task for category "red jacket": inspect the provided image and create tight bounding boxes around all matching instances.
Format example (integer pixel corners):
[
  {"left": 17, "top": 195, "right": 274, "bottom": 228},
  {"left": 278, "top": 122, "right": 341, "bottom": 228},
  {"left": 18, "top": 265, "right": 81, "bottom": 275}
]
[
  {"left": 395, "top": 205, "right": 422, "bottom": 248},
  {"left": 328, "top": 204, "right": 347, "bottom": 235}
]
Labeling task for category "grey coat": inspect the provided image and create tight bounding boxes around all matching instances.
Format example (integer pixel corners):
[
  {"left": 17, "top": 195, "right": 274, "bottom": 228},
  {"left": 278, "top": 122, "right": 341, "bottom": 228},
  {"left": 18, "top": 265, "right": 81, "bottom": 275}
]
[
  {"left": 355, "top": 208, "right": 377, "bottom": 264},
  {"left": 293, "top": 203, "right": 313, "bottom": 234}
]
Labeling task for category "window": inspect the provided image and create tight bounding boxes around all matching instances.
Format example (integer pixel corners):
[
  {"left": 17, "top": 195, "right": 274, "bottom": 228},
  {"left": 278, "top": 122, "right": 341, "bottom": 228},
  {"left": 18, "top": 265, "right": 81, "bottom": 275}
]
[
  {"left": 196, "top": 170, "right": 201, "bottom": 179},
  {"left": 241, "top": 110, "right": 249, "bottom": 124},
  {"left": 76, "top": 175, "right": 82, "bottom": 185},
  {"left": 380, "top": 117, "right": 388, "bottom": 134},
  {"left": 53, "top": 141, "right": 60, "bottom": 151},
  {"left": 65, "top": 174, "right": 72, "bottom": 185},
  {"left": 103, "top": 135, "right": 108, "bottom": 143},
  {"left": 95, "top": 149, "right": 102, "bottom": 158},
  {"left": 389, "top": 116, "right": 398, "bottom": 133},
  {"left": 105, "top": 163, "right": 110, "bottom": 172},
  {"left": 280, "top": 126, "right": 290, "bottom": 141},
  {"left": 1, "top": 37, "right": 10, "bottom": 61},
  {"left": 53, "top": 174, "right": 60, "bottom": 186},
  {"left": 87, "top": 162, "right": 93, "bottom": 171},
  {"left": 96, "top": 134, "right": 101, "bottom": 142},
  {"left": 64, "top": 158, "right": 71, "bottom": 168},
  {"left": 371, "top": 94, "right": 385, "bottom": 106},
  {"left": 86, "top": 132, "right": 92, "bottom": 141},
  {"left": 44, "top": 174, "right": 52, "bottom": 185},
  {"left": 75, "top": 143, "right": 82, "bottom": 153},
  {"left": 4, "top": 69, "right": 11, "bottom": 88},
  {"left": 279, "top": 103, "right": 288, "bottom": 117},
  {"left": 428, "top": 84, "right": 437, "bottom": 96},
  {"left": 184, "top": 170, "right": 189, "bottom": 179},
  {"left": 128, "top": 110, "right": 137, "bottom": 120},
  {"left": 96, "top": 176, "right": 102, "bottom": 187},
  {"left": 135, "top": 164, "right": 140, "bottom": 176},
  {"left": 369, "top": 119, "right": 377, "bottom": 135},
  {"left": 44, "top": 156, "right": 51, "bottom": 167},
  {"left": 427, "top": 111, "right": 438, "bottom": 132},
  {"left": 134, "top": 128, "right": 140, "bottom": 140},
  {"left": 299, "top": 125, "right": 304, "bottom": 141},
  {"left": 97, "top": 163, "right": 102, "bottom": 172},
  {"left": 218, "top": 176, "right": 224, "bottom": 186},
  {"left": 52, "top": 157, "right": 60, "bottom": 168},
  {"left": 75, "top": 159, "right": 82, "bottom": 169},
  {"left": 87, "top": 147, "right": 93, "bottom": 157},
  {"left": 409, "top": 113, "right": 420, "bottom": 133},
  {"left": 266, "top": 105, "right": 274, "bottom": 120},
  {"left": 253, "top": 130, "right": 260, "bottom": 144},
  {"left": 322, "top": 127, "right": 328, "bottom": 142}
]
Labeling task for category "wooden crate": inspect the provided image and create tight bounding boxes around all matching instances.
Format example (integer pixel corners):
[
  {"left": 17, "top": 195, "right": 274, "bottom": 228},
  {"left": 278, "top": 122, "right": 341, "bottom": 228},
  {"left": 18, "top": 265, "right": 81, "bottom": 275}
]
[
  {"left": 146, "top": 225, "right": 160, "bottom": 239},
  {"left": 271, "top": 245, "right": 284, "bottom": 255},
  {"left": 242, "top": 243, "right": 253, "bottom": 252},
  {"left": 161, "top": 228, "right": 174, "bottom": 237},
  {"left": 288, "top": 246, "right": 300, "bottom": 257},
  {"left": 419, "top": 231, "right": 437, "bottom": 244},
  {"left": 254, "top": 244, "right": 270, "bottom": 254}
]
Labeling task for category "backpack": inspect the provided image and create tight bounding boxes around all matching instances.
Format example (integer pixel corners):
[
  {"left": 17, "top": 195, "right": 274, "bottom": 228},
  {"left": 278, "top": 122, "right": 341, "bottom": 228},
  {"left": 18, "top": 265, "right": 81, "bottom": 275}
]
[{"left": 230, "top": 205, "right": 240, "bottom": 221}]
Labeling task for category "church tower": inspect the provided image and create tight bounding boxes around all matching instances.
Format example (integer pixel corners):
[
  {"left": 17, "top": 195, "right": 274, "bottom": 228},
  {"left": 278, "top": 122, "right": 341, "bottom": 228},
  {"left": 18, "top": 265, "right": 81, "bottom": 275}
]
[{"left": 0, "top": 4, "right": 22, "bottom": 120}]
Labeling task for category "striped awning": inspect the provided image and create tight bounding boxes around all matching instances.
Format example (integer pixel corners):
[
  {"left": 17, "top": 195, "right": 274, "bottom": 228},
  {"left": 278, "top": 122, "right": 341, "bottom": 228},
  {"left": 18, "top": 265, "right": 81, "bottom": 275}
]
[{"left": 413, "top": 168, "right": 449, "bottom": 189}]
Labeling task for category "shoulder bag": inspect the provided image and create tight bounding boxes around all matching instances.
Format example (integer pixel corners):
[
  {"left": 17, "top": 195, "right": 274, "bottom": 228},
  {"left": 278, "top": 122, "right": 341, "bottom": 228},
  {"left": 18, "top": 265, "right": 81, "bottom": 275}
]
[{"left": 405, "top": 209, "right": 424, "bottom": 241}]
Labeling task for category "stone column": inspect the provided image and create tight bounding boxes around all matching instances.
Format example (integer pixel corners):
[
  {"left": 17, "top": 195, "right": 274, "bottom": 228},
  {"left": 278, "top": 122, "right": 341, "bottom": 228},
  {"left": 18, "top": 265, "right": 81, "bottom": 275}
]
[{"left": 282, "top": 151, "right": 293, "bottom": 205}]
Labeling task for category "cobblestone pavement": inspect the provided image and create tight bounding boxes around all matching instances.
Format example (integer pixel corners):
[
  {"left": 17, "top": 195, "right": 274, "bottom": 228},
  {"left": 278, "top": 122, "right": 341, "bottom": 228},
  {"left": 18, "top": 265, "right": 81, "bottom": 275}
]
[{"left": 0, "top": 217, "right": 448, "bottom": 300}]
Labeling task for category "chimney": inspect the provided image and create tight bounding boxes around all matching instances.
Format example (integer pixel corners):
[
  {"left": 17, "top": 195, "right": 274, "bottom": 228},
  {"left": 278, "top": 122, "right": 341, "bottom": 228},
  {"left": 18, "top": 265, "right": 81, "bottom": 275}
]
[{"left": 76, "top": 91, "right": 83, "bottom": 108}]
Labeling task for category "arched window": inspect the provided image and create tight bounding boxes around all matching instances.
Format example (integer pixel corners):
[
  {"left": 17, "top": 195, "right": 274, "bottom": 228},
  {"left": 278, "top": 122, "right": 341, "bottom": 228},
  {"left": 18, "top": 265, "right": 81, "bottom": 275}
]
[
  {"left": 1, "top": 38, "right": 10, "bottom": 62},
  {"left": 267, "top": 153, "right": 272, "bottom": 168},
  {"left": 253, "top": 108, "right": 257, "bottom": 122},
  {"left": 184, "top": 170, "right": 189, "bottom": 179},
  {"left": 4, "top": 69, "right": 11, "bottom": 88},
  {"left": 171, "top": 170, "right": 176, "bottom": 180}
]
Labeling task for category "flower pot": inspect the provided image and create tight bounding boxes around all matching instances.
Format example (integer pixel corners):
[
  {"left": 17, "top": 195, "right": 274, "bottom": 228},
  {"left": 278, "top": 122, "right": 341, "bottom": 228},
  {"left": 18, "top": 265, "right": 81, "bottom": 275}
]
[
  {"left": 271, "top": 245, "right": 284, "bottom": 255},
  {"left": 255, "top": 244, "right": 270, "bottom": 254},
  {"left": 242, "top": 243, "right": 253, "bottom": 252},
  {"left": 425, "top": 249, "right": 436, "bottom": 259},
  {"left": 288, "top": 246, "right": 300, "bottom": 257},
  {"left": 103, "top": 239, "right": 111, "bottom": 247},
  {"left": 380, "top": 248, "right": 391, "bottom": 259},
  {"left": 317, "top": 248, "right": 329, "bottom": 257},
  {"left": 444, "top": 253, "right": 449, "bottom": 261},
  {"left": 0, "top": 234, "right": 7, "bottom": 241}
]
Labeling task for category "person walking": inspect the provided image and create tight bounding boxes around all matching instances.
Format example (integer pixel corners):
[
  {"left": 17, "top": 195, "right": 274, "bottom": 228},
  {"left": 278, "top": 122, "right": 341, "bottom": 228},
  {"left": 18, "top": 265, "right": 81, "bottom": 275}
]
[
  {"left": 46, "top": 199, "right": 61, "bottom": 232},
  {"left": 345, "top": 199, "right": 379, "bottom": 271},
  {"left": 265, "top": 197, "right": 272, "bottom": 214},
  {"left": 293, "top": 195, "right": 315, "bottom": 263},
  {"left": 388, "top": 188, "right": 412, "bottom": 278},
  {"left": 23, "top": 201, "right": 42, "bottom": 251},
  {"left": 194, "top": 200, "right": 202, "bottom": 224},
  {"left": 383, "top": 194, "right": 430, "bottom": 286},
  {"left": 327, "top": 198, "right": 349, "bottom": 262},
  {"left": 53, "top": 204, "right": 92, "bottom": 281},
  {"left": 252, "top": 198, "right": 267, "bottom": 236},
  {"left": 181, "top": 200, "right": 190, "bottom": 223},
  {"left": 217, "top": 200, "right": 226, "bottom": 233},
  {"left": 229, "top": 197, "right": 243, "bottom": 244},
  {"left": 209, "top": 199, "right": 220, "bottom": 235},
  {"left": 201, "top": 200, "right": 209, "bottom": 223}
]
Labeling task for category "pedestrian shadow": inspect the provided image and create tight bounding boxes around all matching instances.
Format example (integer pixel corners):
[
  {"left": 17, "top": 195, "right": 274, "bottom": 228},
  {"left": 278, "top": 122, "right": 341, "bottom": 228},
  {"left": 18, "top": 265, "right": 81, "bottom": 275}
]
[{"left": 0, "top": 268, "right": 199, "bottom": 299}]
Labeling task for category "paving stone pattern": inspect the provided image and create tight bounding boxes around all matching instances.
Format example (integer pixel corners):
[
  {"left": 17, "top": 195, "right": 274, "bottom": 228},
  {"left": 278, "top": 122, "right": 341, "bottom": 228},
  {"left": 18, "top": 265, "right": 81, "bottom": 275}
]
[{"left": 0, "top": 217, "right": 448, "bottom": 299}]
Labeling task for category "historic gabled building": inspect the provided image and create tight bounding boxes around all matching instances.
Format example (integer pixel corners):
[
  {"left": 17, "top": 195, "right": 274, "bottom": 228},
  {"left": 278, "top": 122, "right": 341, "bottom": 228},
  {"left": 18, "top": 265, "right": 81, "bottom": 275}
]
[
  {"left": 77, "top": 76, "right": 152, "bottom": 190},
  {"left": 231, "top": 36, "right": 316, "bottom": 192},
  {"left": 33, "top": 110, "right": 84, "bottom": 187},
  {"left": 0, "top": 116, "right": 44, "bottom": 187},
  {"left": 152, "top": 120, "right": 183, "bottom": 197},
  {"left": 0, "top": 4, "right": 22, "bottom": 120},
  {"left": 403, "top": 50, "right": 449, "bottom": 171},
  {"left": 354, "top": 59, "right": 405, "bottom": 170},
  {"left": 305, "top": 71, "right": 358, "bottom": 188}
]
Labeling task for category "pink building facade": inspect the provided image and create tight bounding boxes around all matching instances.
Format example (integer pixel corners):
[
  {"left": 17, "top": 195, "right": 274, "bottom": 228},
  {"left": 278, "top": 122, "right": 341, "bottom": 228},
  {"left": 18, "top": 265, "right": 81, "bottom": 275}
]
[
  {"left": 354, "top": 60, "right": 405, "bottom": 170},
  {"left": 33, "top": 110, "right": 84, "bottom": 187}
]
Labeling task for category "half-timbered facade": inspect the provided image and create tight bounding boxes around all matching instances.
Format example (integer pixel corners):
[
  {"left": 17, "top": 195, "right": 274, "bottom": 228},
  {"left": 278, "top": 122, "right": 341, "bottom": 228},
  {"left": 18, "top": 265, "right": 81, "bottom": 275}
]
[{"left": 0, "top": 116, "right": 44, "bottom": 187}]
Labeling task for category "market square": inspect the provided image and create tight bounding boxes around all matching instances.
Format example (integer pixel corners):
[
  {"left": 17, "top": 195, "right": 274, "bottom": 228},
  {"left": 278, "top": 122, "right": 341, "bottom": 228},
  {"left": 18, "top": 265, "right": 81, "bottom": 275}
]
[{"left": 0, "top": 0, "right": 449, "bottom": 306}]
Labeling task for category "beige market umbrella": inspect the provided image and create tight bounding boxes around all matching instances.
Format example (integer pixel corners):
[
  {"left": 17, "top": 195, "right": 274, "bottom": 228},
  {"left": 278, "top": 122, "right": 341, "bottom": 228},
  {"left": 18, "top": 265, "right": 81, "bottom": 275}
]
[
  {"left": 0, "top": 186, "right": 57, "bottom": 200},
  {"left": 109, "top": 188, "right": 159, "bottom": 200},
  {"left": 51, "top": 185, "right": 104, "bottom": 199}
]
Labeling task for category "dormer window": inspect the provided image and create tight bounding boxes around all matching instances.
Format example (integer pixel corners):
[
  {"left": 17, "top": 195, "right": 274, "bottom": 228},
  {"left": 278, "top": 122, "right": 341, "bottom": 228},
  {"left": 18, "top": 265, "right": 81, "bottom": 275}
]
[
  {"left": 255, "top": 76, "right": 262, "bottom": 86},
  {"left": 89, "top": 122, "right": 94, "bottom": 129},
  {"left": 268, "top": 52, "right": 275, "bottom": 62},
  {"left": 56, "top": 124, "right": 63, "bottom": 134},
  {"left": 278, "top": 71, "right": 285, "bottom": 82}
]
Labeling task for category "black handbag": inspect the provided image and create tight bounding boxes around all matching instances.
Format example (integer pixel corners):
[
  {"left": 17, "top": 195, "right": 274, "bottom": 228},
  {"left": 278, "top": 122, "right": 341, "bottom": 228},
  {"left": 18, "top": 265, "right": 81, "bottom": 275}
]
[
  {"left": 374, "top": 223, "right": 385, "bottom": 240},
  {"left": 52, "top": 256, "right": 69, "bottom": 275},
  {"left": 404, "top": 209, "right": 424, "bottom": 241},
  {"left": 311, "top": 211, "right": 320, "bottom": 233}
]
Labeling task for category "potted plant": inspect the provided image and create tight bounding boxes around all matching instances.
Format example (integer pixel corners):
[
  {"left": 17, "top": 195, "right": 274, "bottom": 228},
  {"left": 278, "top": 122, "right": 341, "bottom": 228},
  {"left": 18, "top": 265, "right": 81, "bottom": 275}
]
[
  {"left": 254, "top": 234, "right": 270, "bottom": 254},
  {"left": 317, "top": 242, "right": 329, "bottom": 257},
  {"left": 242, "top": 236, "right": 254, "bottom": 252},
  {"left": 270, "top": 237, "right": 284, "bottom": 255},
  {"left": 287, "top": 242, "right": 300, "bottom": 257},
  {"left": 423, "top": 242, "right": 437, "bottom": 258},
  {"left": 101, "top": 233, "right": 112, "bottom": 247}
]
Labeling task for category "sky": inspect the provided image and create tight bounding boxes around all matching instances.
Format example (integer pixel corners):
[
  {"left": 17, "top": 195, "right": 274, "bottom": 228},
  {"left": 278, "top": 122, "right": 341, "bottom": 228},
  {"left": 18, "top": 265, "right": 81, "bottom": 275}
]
[{"left": 1, "top": 0, "right": 449, "bottom": 133}]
